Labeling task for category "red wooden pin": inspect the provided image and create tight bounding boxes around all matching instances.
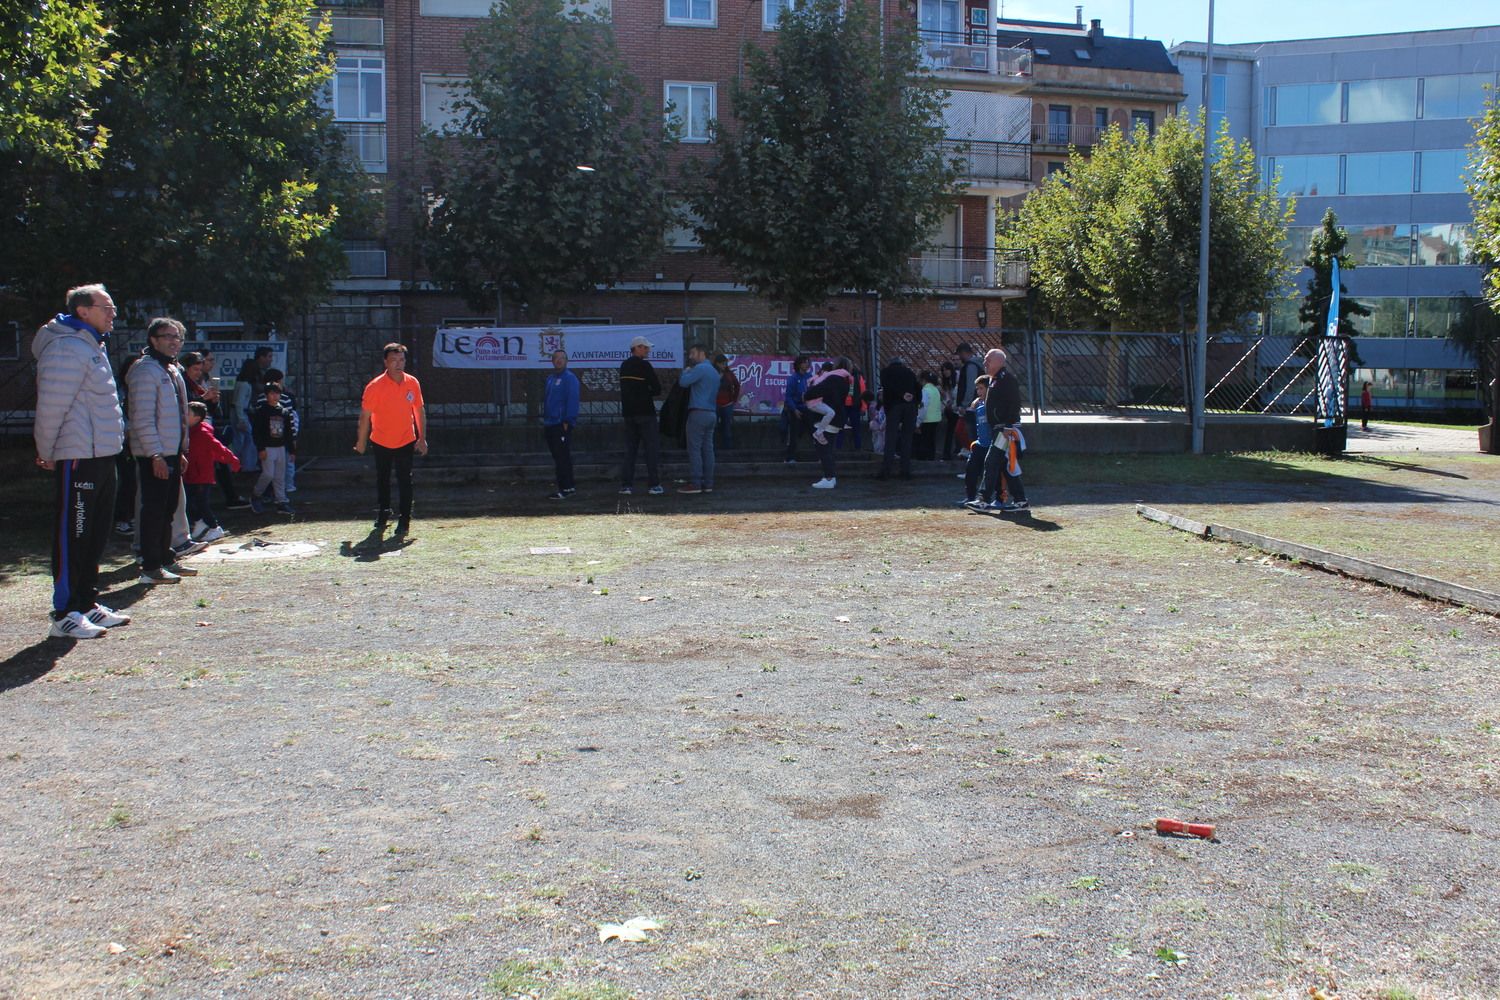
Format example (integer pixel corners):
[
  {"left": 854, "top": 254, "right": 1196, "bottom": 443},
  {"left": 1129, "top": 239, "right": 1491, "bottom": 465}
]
[{"left": 1155, "top": 817, "right": 1216, "bottom": 839}]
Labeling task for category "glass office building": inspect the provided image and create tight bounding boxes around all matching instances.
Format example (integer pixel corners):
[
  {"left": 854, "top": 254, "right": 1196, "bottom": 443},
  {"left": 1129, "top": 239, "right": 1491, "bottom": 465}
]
[{"left": 1173, "top": 26, "right": 1499, "bottom": 416}]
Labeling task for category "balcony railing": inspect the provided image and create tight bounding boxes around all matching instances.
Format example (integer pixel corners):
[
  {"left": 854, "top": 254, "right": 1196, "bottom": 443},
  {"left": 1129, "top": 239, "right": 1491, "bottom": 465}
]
[
  {"left": 337, "top": 121, "right": 386, "bottom": 173},
  {"left": 1034, "top": 121, "right": 1103, "bottom": 148},
  {"left": 343, "top": 247, "right": 388, "bottom": 278},
  {"left": 918, "top": 30, "right": 1033, "bottom": 78},
  {"left": 941, "top": 138, "right": 1030, "bottom": 185},
  {"left": 907, "top": 247, "right": 1029, "bottom": 291}
]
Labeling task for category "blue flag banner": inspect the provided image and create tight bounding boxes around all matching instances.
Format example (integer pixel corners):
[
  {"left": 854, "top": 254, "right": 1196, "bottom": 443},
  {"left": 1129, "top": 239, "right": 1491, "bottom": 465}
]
[{"left": 1317, "top": 258, "right": 1347, "bottom": 426}]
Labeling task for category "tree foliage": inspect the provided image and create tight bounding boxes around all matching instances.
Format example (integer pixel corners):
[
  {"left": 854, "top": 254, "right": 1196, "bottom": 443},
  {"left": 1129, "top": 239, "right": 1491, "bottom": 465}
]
[
  {"left": 1464, "top": 85, "right": 1500, "bottom": 434},
  {"left": 0, "top": 0, "right": 115, "bottom": 168},
  {"left": 1017, "top": 115, "right": 1294, "bottom": 332},
  {"left": 0, "top": 0, "right": 366, "bottom": 327},
  {"left": 421, "top": 0, "right": 671, "bottom": 316},
  {"left": 688, "top": 0, "right": 957, "bottom": 344}
]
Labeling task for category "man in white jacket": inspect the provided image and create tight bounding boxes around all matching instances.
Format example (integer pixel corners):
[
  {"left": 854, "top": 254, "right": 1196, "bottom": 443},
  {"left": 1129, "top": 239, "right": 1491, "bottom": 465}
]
[{"left": 32, "top": 284, "right": 131, "bottom": 639}]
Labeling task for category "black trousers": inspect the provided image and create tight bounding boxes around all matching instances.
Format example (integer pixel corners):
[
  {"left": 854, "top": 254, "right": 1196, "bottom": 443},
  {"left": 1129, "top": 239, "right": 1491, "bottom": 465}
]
[
  {"left": 620, "top": 414, "right": 660, "bottom": 488},
  {"left": 372, "top": 441, "right": 415, "bottom": 523},
  {"left": 52, "top": 456, "right": 118, "bottom": 617},
  {"left": 881, "top": 401, "right": 918, "bottom": 475},
  {"left": 545, "top": 424, "right": 575, "bottom": 492},
  {"left": 980, "top": 431, "right": 1027, "bottom": 504},
  {"left": 112, "top": 450, "right": 136, "bottom": 524},
  {"left": 136, "top": 455, "right": 181, "bottom": 572}
]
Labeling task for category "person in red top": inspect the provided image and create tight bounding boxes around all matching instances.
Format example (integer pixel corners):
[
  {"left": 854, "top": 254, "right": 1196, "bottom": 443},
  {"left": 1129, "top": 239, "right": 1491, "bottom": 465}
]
[
  {"left": 183, "top": 400, "right": 240, "bottom": 543},
  {"left": 713, "top": 353, "right": 741, "bottom": 450},
  {"left": 354, "top": 343, "right": 427, "bottom": 538}
]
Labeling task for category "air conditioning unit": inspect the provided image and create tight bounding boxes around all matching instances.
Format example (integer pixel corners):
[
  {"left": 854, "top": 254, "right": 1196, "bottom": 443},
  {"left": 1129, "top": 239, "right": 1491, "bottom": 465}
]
[{"left": 969, "top": 273, "right": 986, "bottom": 288}]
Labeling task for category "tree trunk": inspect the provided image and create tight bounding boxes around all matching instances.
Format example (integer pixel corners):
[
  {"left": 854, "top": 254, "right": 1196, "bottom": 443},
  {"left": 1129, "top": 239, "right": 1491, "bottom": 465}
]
[{"left": 1487, "top": 341, "right": 1500, "bottom": 454}]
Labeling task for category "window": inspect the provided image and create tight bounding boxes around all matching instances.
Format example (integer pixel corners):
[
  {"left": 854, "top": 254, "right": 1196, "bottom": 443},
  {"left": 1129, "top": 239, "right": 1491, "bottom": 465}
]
[
  {"left": 334, "top": 56, "right": 384, "bottom": 121},
  {"left": 565, "top": 0, "right": 611, "bottom": 19},
  {"left": 1413, "top": 296, "right": 1477, "bottom": 339},
  {"left": 1344, "top": 151, "right": 1412, "bottom": 195},
  {"left": 1414, "top": 223, "right": 1472, "bottom": 266},
  {"left": 1045, "top": 160, "right": 1066, "bottom": 175},
  {"left": 1360, "top": 297, "right": 1411, "bottom": 338},
  {"left": 1094, "top": 107, "right": 1109, "bottom": 130},
  {"left": 1421, "top": 74, "right": 1492, "bottom": 119},
  {"left": 1046, "top": 105, "right": 1072, "bottom": 144},
  {"left": 667, "top": 317, "right": 716, "bottom": 346},
  {"left": 343, "top": 240, "right": 387, "bottom": 278},
  {"left": 776, "top": 318, "right": 827, "bottom": 353},
  {"left": 1346, "top": 78, "right": 1417, "bottom": 123},
  {"left": 328, "top": 15, "right": 383, "bottom": 47},
  {"left": 1209, "top": 74, "right": 1227, "bottom": 113},
  {"left": 558, "top": 317, "right": 612, "bottom": 325},
  {"left": 665, "top": 83, "right": 714, "bottom": 142},
  {"left": 1268, "top": 155, "right": 1339, "bottom": 197},
  {"left": 1282, "top": 227, "right": 1313, "bottom": 267},
  {"left": 1266, "top": 296, "right": 1300, "bottom": 337},
  {"left": 0, "top": 321, "right": 19, "bottom": 361},
  {"left": 1129, "top": 110, "right": 1154, "bottom": 134},
  {"left": 764, "top": 0, "right": 796, "bottom": 28},
  {"left": 421, "top": 75, "right": 468, "bottom": 134},
  {"left": 666, "top": 0, "right": 713, "bottom": 26},
  {"left": 918, "top": 0, "right": 961, "bottom": 35},
  {"left": 1270, "top": 83, "right": 1339, "bottom": 126},
  {"left": 1417, "top": 150, "right": 1467, "bottom": 193},
  {"left": 421, "top": 0, "right": 491, "bottom": 15},
  {"left": 664, "top": 201, "right": 703, "bottom": 250},
  {"left": 1344, "top": 224, "right": 1412, "bottom": 267}
]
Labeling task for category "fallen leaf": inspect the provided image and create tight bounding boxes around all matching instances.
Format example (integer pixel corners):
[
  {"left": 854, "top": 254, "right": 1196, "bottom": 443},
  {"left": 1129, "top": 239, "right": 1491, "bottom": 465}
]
[
  {"left": 637, "top": 596, "right": 656, "bottom": 603},
  {"left": 597, "top": 917, "right": 662, "bottom": 943},
  {"left": 195, "top": 622, "right": 213, "bottom": 627},
  {"left": 108, "top": 942, "right": 127, "bottom": 954},
  {"left": 834, "top": 615, "right": 851, "bottom": 623}
]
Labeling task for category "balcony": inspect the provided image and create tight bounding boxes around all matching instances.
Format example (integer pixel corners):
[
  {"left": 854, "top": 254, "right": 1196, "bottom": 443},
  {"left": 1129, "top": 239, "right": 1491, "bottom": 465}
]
[
  {"left": 1034, "top": 121, "right": 1103, "bottom": 149},
  {"left": 918, "top": 30, "right": 1033, "bottom": 85},
  {"left": 941, "top": 138, "right": 1030, "bottom": 193},
  {"left": 343, "top": 245, "right": 388, "bottom": 278},
  {"left": 908, "top": 246, "right": 1029, "bottom": 293},
  {"left": 337, "top": 121, "right": 387, "bottom": 173}
]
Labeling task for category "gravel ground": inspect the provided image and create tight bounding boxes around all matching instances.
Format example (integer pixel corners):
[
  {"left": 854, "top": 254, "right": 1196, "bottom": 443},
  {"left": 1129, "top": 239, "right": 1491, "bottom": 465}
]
[{"left": 0, "top": 455, "right": 1496, "bottom": 1000}]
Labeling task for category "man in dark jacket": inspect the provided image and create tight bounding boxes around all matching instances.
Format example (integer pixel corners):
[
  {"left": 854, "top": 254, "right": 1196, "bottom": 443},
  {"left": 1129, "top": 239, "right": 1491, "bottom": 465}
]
[
  {"left": 33, "top": 284, "right": 130, "bottom": 638},
  {"left": 876, "top": 356, "right": 919, "bottom": 480},
  {"left": 978, "top": 348, "right": 1029, "bottom": 512},
  {"left": 618, "top": 335, "right": 664, "bottom": 495}
]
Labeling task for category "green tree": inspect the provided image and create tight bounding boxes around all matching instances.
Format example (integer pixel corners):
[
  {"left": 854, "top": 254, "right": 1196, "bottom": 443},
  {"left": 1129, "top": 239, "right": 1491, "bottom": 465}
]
[
  {"left": 1296, "top": 208, "right": 1368, "bottom": 361},
  {"left": 0, "top": 0, "right": 115, "bottom": 168},
  {"left": 421, "top": 0, "right": 671, "bottom": 317},
  {"left": 688, "top": 0, "right": 957, "bottom": 351},
  {"left": 1017, "top": 116, "right": 1294, "bottom": 332},
  {"left": 0, "top": 0, "right": 366, "bottom": 326},
  {"left": 1465, "top": 85, "right": 1500, "bottom": 446}
]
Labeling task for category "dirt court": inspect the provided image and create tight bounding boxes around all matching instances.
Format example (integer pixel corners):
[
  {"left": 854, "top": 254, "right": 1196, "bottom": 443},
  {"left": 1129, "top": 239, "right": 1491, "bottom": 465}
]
[{"left": 0, "top": 451, "right": 1496, "bottom": 1000}]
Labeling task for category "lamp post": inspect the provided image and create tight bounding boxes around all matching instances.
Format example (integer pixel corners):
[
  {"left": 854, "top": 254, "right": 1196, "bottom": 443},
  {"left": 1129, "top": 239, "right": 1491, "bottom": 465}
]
[{"left": 1191, "top": 0, "right": 1215, "bottom": 455}]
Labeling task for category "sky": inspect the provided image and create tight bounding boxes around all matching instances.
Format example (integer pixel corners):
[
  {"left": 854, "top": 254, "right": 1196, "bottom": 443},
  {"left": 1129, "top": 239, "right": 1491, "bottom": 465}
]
[{"left": 994, "top": 0, "right": 1500, "bottom": 47}]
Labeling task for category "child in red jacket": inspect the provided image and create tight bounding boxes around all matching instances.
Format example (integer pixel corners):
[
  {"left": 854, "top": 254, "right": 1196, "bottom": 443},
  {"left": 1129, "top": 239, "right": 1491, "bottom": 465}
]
[{"left": 184, "top": 401, "right": 240, "bottom": 542}]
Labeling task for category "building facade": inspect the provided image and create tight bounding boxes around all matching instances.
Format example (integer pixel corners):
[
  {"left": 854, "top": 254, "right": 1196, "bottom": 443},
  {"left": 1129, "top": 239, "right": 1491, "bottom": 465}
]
[{"left": 1173, "top": 26, "right": 1499, "bottom": 415}]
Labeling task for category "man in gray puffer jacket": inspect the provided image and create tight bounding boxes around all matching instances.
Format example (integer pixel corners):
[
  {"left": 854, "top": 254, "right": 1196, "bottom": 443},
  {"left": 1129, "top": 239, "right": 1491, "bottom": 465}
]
[
  {"left": 32, "top": 283, "right": 130, "bottom": 639},
  {"left": 127, "top": 317, "right": 192, "bottom": 585}
]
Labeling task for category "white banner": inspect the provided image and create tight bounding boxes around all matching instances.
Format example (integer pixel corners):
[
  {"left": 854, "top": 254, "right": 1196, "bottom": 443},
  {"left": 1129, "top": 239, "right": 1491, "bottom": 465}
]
[{"left": 432, "top": 324, "right": 685, "bottom": 370}]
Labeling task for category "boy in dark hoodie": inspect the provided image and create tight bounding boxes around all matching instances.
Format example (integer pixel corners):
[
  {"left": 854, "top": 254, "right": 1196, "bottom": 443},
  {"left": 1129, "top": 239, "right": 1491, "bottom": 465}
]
[{"left": 250, "top": 382, "right": 296, "bottom": 514}]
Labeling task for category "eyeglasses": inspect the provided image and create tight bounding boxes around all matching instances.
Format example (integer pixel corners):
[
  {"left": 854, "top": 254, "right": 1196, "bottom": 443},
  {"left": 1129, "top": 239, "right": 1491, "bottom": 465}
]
[{"left": 152, "top": 333, "right": 183, "bottom": 341}]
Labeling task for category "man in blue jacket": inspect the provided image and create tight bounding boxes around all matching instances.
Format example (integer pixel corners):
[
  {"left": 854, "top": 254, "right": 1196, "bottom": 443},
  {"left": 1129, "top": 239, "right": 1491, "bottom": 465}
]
[
  {"left": 543, "top": 350, "right": 580, "bottom": 500},
  {"left": 676, "top": 343, "right": 721, "bottom": 494}
]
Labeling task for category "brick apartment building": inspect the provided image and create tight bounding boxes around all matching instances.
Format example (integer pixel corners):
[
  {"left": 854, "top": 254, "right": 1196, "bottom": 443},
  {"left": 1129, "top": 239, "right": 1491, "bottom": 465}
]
[{"left": 294, "top": 0, "right": 1074, "bottom": 423}]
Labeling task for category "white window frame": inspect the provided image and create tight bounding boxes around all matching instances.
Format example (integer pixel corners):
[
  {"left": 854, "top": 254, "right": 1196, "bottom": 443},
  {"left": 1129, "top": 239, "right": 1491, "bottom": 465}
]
[
  {"left": 665, "top": 0, "right": 715, "bottom": 27},
  {"left": 664, "top": 201, "right": 703, "bottom": 250},
  {"left": 665, "top": 82, "right": 715, "bottom": 143},
  {"left": 334, "top": 54, "right": 385, "bottom": 122},
  {"left": 420, "top": 0, "right": 492, "bottom": 16},
  {"left": 763, "top": 0, "right": 798, "bottom": 29},
  {"left": 421, "top": 74, "right": 469, "bottom": 134}
]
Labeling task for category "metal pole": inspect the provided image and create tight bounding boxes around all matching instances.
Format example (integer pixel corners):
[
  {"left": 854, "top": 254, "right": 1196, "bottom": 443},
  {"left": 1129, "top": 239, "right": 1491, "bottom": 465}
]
[{"left": 1191, "top": 0, "right": 1215, "bottom": 454}]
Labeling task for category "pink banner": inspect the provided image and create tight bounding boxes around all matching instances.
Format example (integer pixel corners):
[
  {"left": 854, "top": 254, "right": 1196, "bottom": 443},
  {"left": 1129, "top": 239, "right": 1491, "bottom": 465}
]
[{"left": 723, "top": 354, "right": 831, "bottom": 415}]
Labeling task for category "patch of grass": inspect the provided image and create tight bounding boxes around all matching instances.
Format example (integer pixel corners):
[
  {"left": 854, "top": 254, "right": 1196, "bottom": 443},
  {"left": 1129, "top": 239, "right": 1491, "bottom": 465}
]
[
  {"left": 1376, "top": 987, "right": 1418, "bottom": 1000},
  {"left": 548, "top": 984, "right": 629, "bottom": 1000},
  {"left": 106, "top": 803, "right": 131, "bottom": 828},
  {"left": 484, "top": 956, "right": 562, "bottom": 994}
]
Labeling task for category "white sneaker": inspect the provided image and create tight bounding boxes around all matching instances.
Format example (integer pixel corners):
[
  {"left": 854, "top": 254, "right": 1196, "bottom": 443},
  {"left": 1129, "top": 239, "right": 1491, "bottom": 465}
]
[
  {"left": 198, "top": 525, "right": 226, "bottom": 543},
  {"left": 139, "top": 567, "right": 182, "bottom": 585},
  {"left": 49, "top": 611, "right": 107, "bottom": 639},
  {"left": 86, "top": 603, "right": 132, "bottom": 628},
  {"left": 190, "top": 519, "right": 209, "bottom": 539},
  {"left": 812, "top": 477, "right": 837, "bottom": 489},
  {"left": 812, "top": 429, "right": 828, "bottom": 445}
]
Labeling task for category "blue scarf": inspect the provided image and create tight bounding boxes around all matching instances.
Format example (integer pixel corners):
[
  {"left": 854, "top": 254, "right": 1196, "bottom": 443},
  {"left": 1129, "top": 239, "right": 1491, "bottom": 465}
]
[{"left": 56, "top": 312, "right": 108, "bottom": 345}]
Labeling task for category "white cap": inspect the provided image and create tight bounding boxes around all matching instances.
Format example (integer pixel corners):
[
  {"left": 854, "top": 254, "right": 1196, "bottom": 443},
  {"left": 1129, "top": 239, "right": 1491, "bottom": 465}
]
[{"left": 629, "top": 335, "right": 653, "bottom": 349}]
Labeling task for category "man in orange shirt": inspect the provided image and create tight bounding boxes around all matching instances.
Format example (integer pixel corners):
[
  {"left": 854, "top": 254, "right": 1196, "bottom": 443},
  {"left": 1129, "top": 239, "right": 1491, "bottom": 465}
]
[{"left": 354, "top": 343, "right": 428, "bottom": 538}]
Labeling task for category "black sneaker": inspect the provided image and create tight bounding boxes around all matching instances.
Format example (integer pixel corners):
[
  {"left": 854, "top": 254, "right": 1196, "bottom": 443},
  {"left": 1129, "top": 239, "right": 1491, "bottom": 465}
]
[
  {"left": 547, "top": 491, "right": 569, "bottom": 500},
  {"left": 393, "top": 521, "right": 410, "bottom": 538},
  {"left": 1001, "top": 500, "right": 1030, "bottom": 512},
  {"left": 225, "top": 499, "right": 251, "bottom": 510}
]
